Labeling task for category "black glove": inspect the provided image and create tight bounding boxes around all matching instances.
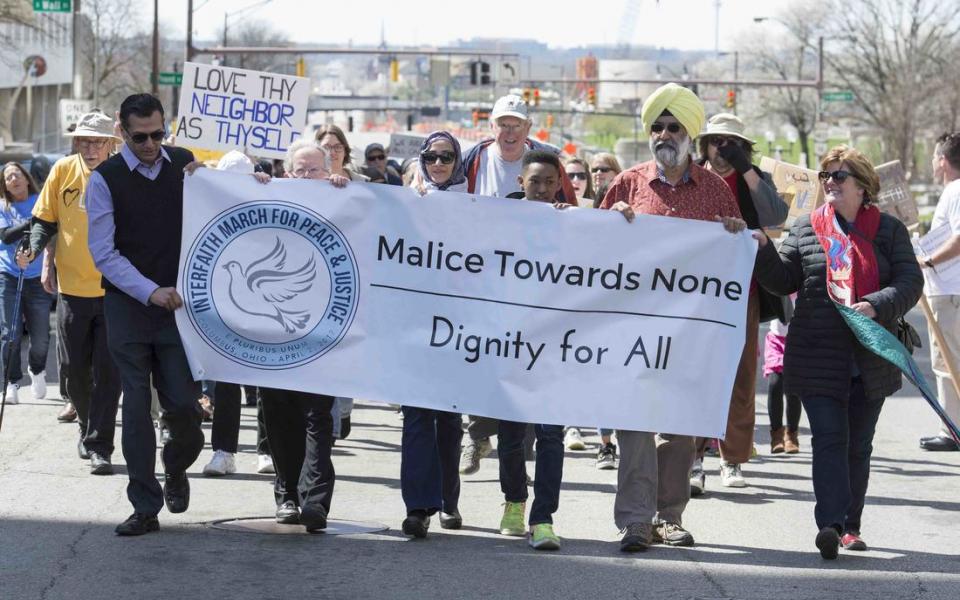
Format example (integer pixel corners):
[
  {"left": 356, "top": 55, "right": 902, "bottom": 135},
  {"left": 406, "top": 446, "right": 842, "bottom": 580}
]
[{"left": 716, "top": 140, "right": 752, "bottom": 175}]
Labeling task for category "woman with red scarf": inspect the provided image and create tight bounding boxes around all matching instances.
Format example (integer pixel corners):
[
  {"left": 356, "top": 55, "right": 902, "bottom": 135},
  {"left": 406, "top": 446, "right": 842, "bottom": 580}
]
[{"left": 752, "top": 146, "right": 922, "bottom": 560}]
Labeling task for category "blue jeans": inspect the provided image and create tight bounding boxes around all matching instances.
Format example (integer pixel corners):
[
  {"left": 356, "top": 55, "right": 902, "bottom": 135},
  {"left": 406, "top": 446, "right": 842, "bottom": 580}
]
[
  {"left": 0, "top": 274, "right": 53, "bottom": 384},
  {"left": 400, "top": 406, "right": 462, "bottom": 515},
  {"left": 498, "top": 421, "right": 564, "bottom": 525},
  {"left": 801, "top": 377, "right": 885, "bottom": 534}
]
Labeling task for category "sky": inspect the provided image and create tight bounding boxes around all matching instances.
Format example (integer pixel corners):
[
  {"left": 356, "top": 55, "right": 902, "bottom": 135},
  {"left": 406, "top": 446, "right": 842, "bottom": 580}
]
[{"left": 160, "top": 0, "right": 795, "bottom": 52}]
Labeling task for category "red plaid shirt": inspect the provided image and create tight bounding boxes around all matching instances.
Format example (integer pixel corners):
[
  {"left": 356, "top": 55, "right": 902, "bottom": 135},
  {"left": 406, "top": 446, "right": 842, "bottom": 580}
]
[{"left": 599, "top": 160, "right": 742, "bottom": 221}]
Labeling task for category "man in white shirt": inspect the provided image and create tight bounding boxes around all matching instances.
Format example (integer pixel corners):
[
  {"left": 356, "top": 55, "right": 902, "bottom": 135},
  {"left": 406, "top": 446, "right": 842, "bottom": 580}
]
[{"left": 919, "top": 132, "right": 960, "bottom": 451}]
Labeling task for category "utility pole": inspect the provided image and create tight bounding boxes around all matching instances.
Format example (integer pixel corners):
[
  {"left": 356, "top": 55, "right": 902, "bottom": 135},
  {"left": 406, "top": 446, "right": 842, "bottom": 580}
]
[
  {"left": 152, "top": 0, "right": 159, "bottom": 95},
  {"left": 186, "top": 0, "right": 194, "bottom": 63}
]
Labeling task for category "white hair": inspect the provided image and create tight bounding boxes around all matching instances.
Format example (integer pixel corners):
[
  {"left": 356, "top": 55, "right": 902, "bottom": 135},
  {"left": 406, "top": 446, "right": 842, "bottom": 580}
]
[{"left": 283, "top": 138, "right": 329, "bottom": 173}]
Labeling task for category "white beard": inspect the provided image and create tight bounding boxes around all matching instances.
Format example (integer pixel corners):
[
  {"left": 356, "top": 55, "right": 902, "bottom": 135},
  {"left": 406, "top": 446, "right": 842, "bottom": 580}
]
[{"left": 650, "top": 135, "right": 691, "bottom": 169}]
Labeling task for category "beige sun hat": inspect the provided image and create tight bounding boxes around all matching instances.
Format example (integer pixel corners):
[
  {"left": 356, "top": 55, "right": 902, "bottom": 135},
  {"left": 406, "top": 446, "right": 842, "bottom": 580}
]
[
  {"left": 700, "top": 112, "right": 755, "bottom": 144},
  {"left": 66, "top": 111, "right": 120, "bottom": 140}
]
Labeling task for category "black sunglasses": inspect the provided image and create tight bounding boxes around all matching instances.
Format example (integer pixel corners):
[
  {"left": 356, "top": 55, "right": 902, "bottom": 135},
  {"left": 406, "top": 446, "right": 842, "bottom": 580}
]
[
  {"left": 366, "top": 154, "right": 386, "bottom": 161},
  {"left": 650, "top": 122, "right": 682, "bottom": 134},
  {"left": 421, "top": 151, "right": 456, "bottom": 165},
  {"left": 568, "top": 172, "right": 588, "bottom": 180},
  {"left": 125, "top": 128, "right": 165, "bottom": 144},
  {"left": 818, "top": 170, "right": 856, "bottom": 184},
  {"left": 591, "top": 166, "right": 612, "bottom": 174}
]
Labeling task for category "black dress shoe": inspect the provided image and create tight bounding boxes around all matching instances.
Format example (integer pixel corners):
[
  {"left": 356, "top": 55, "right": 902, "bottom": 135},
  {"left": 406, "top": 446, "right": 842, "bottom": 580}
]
[
  {"left": 89, "top": 452, "right": 113, "bottom": 476},
  {"left": 300, "top": 504, "right": 328, "bottom": 532},
  {"left": 815, "top": 526, "right": 840, "bottom": 560},
  {"left": 439, "top": 510, "right": 462, "bottom": 530},
  {"left": 275, "top": 501, "right": 300, "bottom": 524},
  {"left": 163, "top": 472, "right": 190, "bottom": 514},
  {"left": 77, "top": 437, "right": 90, "bottom": 460},
  {"left": 115, "top": 513, "right": 160, "bottom": 536},
  {"left": 920, "top": 435, "right": 959, "bottom": 451},
  {"left": 402, "top": 511, "right": 430, "bottom": 538}
]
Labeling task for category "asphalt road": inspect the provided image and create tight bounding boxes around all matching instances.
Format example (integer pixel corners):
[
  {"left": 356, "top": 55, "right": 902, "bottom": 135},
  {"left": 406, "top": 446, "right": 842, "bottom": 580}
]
[{"left": 1, "top": 308, "right": 958, "bottom": 600}]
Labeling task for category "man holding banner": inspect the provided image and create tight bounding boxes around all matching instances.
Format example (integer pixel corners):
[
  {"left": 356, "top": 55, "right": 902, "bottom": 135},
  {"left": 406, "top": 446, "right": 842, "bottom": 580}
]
[
  {"left": 919, "top": 133, "right": 960, "bottom": 452},
  {"left": 601, "top": 83, "right": 745, "bottom": 551},
  {"left": 87, "top": 94, "right": 204, "bottom": 536}
]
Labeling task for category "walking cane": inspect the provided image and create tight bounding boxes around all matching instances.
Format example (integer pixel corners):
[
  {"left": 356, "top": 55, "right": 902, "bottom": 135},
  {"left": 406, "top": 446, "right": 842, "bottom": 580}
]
[{"left": 0, "top": 236, "right": 31, "bottom": 434}]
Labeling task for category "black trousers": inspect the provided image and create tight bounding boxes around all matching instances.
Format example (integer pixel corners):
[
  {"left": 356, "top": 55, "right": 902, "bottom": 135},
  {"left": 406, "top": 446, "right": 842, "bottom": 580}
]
[
  {"left": 59, "top": 294, "right": 122, "bottom": 456},
  {"left": 260, "top": 387, "right": 335, "bottom": 512},
  {"left": 400, "top": 407, "right": 462, "bottom": 515},
  {"left": 104, "top": 291, "right": 203, "bottom": 516},
  {"left": 210, "top": 383, "right": 265, "bottom": 453}
]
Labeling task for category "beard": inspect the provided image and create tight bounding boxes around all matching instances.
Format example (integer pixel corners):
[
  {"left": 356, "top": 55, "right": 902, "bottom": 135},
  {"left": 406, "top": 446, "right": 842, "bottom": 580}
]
[{"left": 649, "top": 135, "right": 691, "bottom": 169}]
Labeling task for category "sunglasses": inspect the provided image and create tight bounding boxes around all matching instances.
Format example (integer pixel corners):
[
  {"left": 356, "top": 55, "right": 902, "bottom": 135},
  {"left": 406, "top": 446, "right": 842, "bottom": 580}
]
[
  {"left": 125, "top": 128, "right": 165, "bottom": 144},
  {"left": 421, "top": 151, "right": 456, "bottom": 165},
  {"left": 366, "top": 154, "right": 386, "bottom": 161},
  {"left": 568, "top": 172, "right": 588, "bottom": 180},
  {"left": 591, "top": 166, "right": 613, "bottom": 174},
  {"left": 818, "top": 170, "right": 857, "bottom": 184},
  {"left": 650, "top": 122, "right": 682, "bottom": 134}
]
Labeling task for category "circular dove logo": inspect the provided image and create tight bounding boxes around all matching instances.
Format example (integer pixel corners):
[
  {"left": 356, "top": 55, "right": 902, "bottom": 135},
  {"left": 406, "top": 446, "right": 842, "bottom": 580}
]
[{"left": 182, "top": 201, "right": 359, "bottom": 369}]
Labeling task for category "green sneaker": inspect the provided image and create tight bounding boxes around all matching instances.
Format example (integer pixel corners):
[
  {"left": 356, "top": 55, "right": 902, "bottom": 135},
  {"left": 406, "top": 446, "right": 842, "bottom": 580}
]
[
  {"left": 499, "top": 501, "right": 526, "bottom": 536},
  {"left": 528, "top": 523, "right": 561, "bottom": 551}
]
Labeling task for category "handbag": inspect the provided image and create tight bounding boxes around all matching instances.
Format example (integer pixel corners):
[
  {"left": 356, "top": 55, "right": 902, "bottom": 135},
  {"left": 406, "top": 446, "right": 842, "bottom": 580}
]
[{"left": 896, "top": 317, "right": 922, "bottom": 355}]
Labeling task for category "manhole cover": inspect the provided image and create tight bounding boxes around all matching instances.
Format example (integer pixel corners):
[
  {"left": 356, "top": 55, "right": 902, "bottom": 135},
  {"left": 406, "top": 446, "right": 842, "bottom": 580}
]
[{"left": 209, "top": 517, "right": 389, "bottom": 536}]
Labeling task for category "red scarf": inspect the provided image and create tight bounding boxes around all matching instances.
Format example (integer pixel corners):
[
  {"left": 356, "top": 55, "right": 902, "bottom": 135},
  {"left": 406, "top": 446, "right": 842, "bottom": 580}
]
[{"left": 810, "top": 203, "right": 881, "bottom": 306}]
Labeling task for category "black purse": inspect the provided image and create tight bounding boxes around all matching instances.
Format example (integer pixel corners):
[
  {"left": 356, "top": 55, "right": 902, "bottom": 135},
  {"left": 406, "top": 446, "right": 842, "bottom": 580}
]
[{"left": 896, "top": 317, "right": 922, "bottom": 355}]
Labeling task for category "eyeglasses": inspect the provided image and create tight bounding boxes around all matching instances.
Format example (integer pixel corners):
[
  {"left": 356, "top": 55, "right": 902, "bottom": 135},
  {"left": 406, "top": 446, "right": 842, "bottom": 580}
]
[
  {"left": 650, "top": 122, "right": 682, "bottom": 134},
  {"left": 707, "top": 136, "right": 741, "bottom": 147},
  {"left": 366, "top": 154, "right": 386, "bottom": 161},
  {"left": 591, "top": 166, "right": 613, "bottom": 174},
  {"left": 124, "top": 128, "right": 165, "bottom": 144},
  {"left": 421, "top": 151, "right": 456, "bottom": 165},
  {"left": 292, "top": 167, "right": 326, "bottom": 178},
  {"left": 320, "top": 143, "right": 345, "bottom": 154},
  {"left": 3, "top": 170, "right": 23, "bottom": 182},
  {"left": 77, "top": 138, "right": 111, "bottom": 149},
  {"left": 818, "top": 170, "right": 857, "bottom": 184},
  {"left": 568, "top": 172, "right": 588, "bottom": 180}
]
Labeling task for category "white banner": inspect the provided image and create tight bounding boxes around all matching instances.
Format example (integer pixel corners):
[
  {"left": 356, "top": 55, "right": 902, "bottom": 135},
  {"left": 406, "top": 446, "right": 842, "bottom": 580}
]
[
  {"left": 175, "top": 62, "right": 309, "bottom": 160},
  {"left": 176, "top": 170, "right": 757, "bottom": 437}
]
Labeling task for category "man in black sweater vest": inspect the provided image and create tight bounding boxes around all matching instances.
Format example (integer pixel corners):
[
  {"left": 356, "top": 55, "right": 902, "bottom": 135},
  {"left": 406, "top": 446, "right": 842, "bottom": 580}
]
[{"left": 86, "top": 94, "right": 204, "bottom": 536}]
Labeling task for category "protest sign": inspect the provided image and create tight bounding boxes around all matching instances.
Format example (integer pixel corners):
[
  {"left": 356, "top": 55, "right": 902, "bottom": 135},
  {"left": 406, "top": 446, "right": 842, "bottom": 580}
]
[
  {"left": 388, "top": 133, "right": 426, "bottom": 159},
  {"left": 760, "top": 156, "right": 824, "bottom": 237},
  {"left": 59, "top": 99, "right": 93, "bottom": 134},
  {"left": 176, "top": 172, "right": 757, "bottom": 437},
  {"left": 875, "top": 160, "right": 920, "bottom": 228},
  {"left": 176, "top": 62, "right": 309, "bottom": 160}
]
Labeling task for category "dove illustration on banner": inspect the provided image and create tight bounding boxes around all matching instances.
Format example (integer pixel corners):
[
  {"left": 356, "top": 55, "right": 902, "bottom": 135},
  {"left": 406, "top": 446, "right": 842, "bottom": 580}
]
[{"left": 222, "top": 237, "right": 318, "bottom": 334}]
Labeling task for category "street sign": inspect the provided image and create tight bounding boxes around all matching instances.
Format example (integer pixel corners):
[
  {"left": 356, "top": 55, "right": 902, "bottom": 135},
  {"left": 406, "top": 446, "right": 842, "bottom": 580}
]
[
  {"left": 157, "top": 72, "right": 183, "bottom": 86},
  {"left": 59, "top": 99, "right": 93, "bottom": 134},
  {"left": 498, "top": 61, "right": 519, "bottom": 85},
  {"left": 822, "top": 91, "right": 853, "bottom": 102},
  {"left": 33, "top": 0, "right": 71, "bottom": 12}
]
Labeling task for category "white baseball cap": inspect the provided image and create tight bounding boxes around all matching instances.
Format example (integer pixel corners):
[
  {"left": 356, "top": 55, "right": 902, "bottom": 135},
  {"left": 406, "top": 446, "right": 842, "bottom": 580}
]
[{"left": 491, "top": 94, "right": 530, "bottom": 122}]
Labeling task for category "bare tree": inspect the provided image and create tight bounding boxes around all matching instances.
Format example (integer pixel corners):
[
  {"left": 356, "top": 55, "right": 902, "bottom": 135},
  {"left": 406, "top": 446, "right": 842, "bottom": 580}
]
[
  {"left": 215, "top": 21, "right": 292, "bottom": 74},
  {"left": 824, "top": 0, "right": 960, "bottom": 172},
  {"left": 81, "top": 0, "right": 149, "bottom": 109}
]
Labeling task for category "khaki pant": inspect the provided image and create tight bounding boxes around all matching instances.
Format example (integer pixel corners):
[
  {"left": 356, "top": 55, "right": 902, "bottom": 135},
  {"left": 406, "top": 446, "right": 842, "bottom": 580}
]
[
  {"left": 719, "top": 291, "right": 760, "bottom": 464},
  {"left": 928, "top": 295, "right": 960, "bottom": 436},
  {"left": 614, "top": 430, "right": 695, "bottom": 529}
]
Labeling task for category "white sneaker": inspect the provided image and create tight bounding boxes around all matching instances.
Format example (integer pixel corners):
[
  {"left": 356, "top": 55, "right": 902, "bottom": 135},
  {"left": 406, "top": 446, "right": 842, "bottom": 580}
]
[
  {"left": 719, "top": 462, "right": 747, "bottom": 488},
  {"left": 257, "top": 453, "right": 275, "bottom": 474},
  {"left": 30, "top": 370, "right": 46, "bottom": 400},
  {"left": 564, "top": 428, "right": 586, "bottom": 451},
  {"left": 690, "top": 458, "right": 706, "bottom": 496},
  {"left": 203, "top": 450, "right": 237, "bottom": 476},
  {"left": 4, "top": 382, "right": 19, "bottom": 405}
]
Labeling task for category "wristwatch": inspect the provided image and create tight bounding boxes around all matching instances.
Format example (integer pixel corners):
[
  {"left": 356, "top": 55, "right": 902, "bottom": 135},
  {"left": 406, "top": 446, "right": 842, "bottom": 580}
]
[{"left": 924, "top": 258, "right": 936, "bottom": 269}]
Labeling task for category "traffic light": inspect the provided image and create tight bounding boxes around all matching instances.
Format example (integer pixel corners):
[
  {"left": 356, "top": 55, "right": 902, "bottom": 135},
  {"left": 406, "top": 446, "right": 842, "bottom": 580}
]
[
  {"left": 523, "top": 88, "right": 532, "bottom": 104},
  {"left": 533, "top": 88, "right": 540, "bottom": 107},
  {"left": 725, "top": 89, "right": 736, "bottom": 109},
  {"left": 390, "top": 59, "right": 399, "bottom": 82},
  {"left": 295, "top": 57, "right": 305, "bottom": 78},
  {"left": 470, "top": 62, "right": 479, "bottom": 85},
  {"left": 587, "top": 87, "right": 597, "bottom": 107},
  {"left": 480, "top": 61, "right": 491, "bottom": 85},
  {"left": 546, "top": 114, "right": 554, "bottom": 128}
]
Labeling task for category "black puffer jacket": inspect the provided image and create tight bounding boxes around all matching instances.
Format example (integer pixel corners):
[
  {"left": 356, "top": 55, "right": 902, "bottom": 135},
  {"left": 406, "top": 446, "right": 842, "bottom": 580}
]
[{"left": 755, "top": 212, "right": 923, "bottom": 400}]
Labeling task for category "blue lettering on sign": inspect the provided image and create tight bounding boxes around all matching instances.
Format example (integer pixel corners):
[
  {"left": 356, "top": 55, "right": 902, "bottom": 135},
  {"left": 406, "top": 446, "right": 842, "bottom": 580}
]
[
  {"left": 190, "top": 92, "right": 296, "bottom": 126},
  {"left": 182, "top": 200, "right": 359, "bottom": 370}
]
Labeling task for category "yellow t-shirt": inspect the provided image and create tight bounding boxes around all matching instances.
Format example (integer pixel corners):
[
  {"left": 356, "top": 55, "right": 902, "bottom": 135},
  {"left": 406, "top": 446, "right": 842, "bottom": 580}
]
[{"left": 32, "top": 154, "right": 104, "bottom": 297}]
